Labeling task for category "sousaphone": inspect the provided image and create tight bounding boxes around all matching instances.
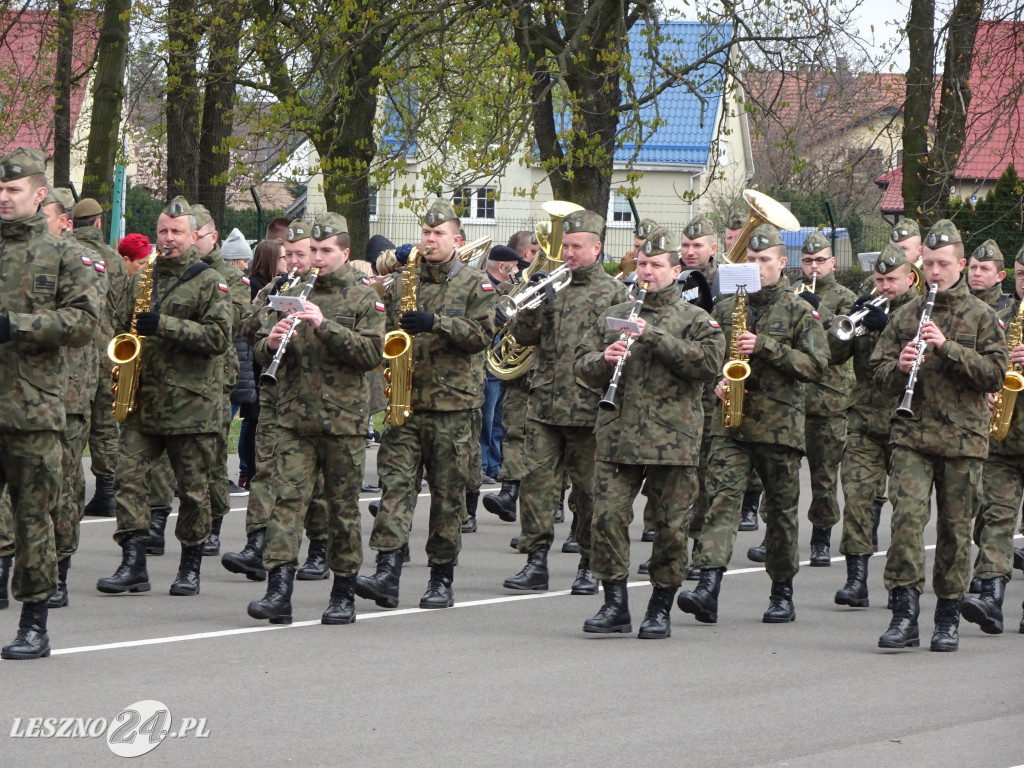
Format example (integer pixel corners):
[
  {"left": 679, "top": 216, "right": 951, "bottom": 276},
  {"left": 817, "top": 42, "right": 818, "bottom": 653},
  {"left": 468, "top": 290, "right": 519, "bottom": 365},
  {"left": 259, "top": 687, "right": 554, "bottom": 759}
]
[{"left": 723, "top": 190, "right": 802, "bottom": 264}]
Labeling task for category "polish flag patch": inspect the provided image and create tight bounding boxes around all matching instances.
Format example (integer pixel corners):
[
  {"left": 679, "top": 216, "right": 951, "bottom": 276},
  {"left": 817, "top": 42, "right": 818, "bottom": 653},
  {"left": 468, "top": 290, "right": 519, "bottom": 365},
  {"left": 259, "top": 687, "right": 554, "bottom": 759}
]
[
  {"left": 998, "top": 318, "right": 1006, "bottom": 329},
  {"left": 362, "top": 278, "right": 371, "bottom": 286},
  {"left": 482, "top": 283, "right": 494, "bottom": 292},
  {"left": 217, "top": 282, "right": 228, "bottom": 292},
  {"left": 374, "top": 301, "right": 385, "bottom": 312},
  {"left": 709, "top": 319, "right": 720, "bottom": 328},
  {"left": 241, "top": 276, "right": 250, "bottom": 286},
  {"left": 94, "top": 263, "right": 105, "bottom": 273},
  {"left": 812, "top": 310, "right": 820, "bottom": 320},
  {"left": 80, "top": 256, "right": 92, "bottom": 266}
]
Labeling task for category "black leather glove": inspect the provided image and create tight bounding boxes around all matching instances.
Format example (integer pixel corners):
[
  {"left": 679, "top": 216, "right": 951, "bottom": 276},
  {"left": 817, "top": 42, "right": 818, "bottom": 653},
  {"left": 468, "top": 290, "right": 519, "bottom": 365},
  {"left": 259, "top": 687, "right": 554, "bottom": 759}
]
[
  {"left": 399, "top": 310, "right": 435, "bottom": 335},
  {"left": 135, "top": 311, "right": 161, "bottom": 336},
  {"left": 861, "top": 302, "right": 888, "bottom": 332},
  {"left": 851, "top": 293, "right": 874, "bottom": 310},
  {"left": 799, "top": 291, "right": 821, "bottom": 310},
  {"left": 0, "top": 315, "right": 10, "bottom": 343},
  {"left": 528, "top": 270, "right": 549, "bottom": 284}
]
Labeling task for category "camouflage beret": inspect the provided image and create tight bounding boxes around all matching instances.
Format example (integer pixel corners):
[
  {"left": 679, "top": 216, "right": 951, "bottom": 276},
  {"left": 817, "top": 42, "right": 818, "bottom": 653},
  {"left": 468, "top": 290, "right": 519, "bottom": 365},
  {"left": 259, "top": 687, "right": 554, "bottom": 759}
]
[
  {"left": 1016, "top": 243, "right": 1024, "bottom": 268},
  {"left": 683, "top": 214, "right": 716, "bottom": 241},
  {"left": 924, "top": 219, "right": 962, "bottom": 248},
  {"left": 970, "top": 238, "right": 1003, "bottom": 264},
  {"left": 190, "top": 203, "right": 214, "bottom": 230},
  {"left": 747, "top": 224, "right": 783, "bottom": 252},
  {"left": 162, "top": 196, "right": 193, "bottom": 218},
  {"left": 0, "top": 148, "right": 46, "bottom": 180},
  {"left": 562, "top": 209, "right": 604, "bottom": 237},
  {"left": 311, "top": 212, "right": 348, "bottom": 240},
  {"left": 287, "top": 220, "right": 310, "bottom": 243},
  {"left": 423, "top": 198, "right": 457, "bottom": 228},
  {"left": 636, "top": 218, "right": 659, "bottom": 240},
  {"left": 890, "top": 218, "right": 920, "bottom": 243},
  {"left": 72, "top": 197, "right": 102, "bottom": 218},
  {"left": 801, "top": 231, "right": 831, "bottom": 255},
  {"left": 51, "top": 187, "right": 74, "bottom": 209},
  {"left": 725, "top": 210, "right": 747, "bottom": 230},
  {"left": 641, "top": 226, "right": 679, "bottom": 256},
  {"left": 874, "top": 242, "right": 910, "bottom": 274}
]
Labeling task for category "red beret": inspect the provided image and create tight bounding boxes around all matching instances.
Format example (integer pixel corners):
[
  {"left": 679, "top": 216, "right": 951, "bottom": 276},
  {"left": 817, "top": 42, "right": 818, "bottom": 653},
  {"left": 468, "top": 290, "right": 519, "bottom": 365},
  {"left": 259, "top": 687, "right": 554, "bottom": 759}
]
[{"left": 118, "top": 233, "right": 151, "bottom": 262}]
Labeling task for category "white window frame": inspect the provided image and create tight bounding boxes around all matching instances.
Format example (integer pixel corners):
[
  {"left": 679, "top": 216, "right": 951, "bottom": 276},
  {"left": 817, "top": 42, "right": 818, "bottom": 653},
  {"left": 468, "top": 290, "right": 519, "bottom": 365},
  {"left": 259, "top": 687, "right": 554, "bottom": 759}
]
[{"left": 607, "top": 189, "right": 634, "bottom": 229}]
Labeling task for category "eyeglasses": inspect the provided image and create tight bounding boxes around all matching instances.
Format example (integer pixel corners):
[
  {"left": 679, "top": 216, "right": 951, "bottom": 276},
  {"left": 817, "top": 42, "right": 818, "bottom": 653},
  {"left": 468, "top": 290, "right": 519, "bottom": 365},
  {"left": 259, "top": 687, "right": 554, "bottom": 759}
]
[{"left": 801, "top": 256, "right": 832, "bottom": 265}]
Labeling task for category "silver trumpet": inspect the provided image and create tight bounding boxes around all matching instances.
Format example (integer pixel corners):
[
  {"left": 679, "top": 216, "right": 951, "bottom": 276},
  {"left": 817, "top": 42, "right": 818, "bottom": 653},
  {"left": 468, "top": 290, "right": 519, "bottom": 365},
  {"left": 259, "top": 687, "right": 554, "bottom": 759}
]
[
  {"left": 494, "top": 263, "right": 572, "bottom": 321},
  {"left": 832, "top": 296, "right": 889, "bottom": 341}
]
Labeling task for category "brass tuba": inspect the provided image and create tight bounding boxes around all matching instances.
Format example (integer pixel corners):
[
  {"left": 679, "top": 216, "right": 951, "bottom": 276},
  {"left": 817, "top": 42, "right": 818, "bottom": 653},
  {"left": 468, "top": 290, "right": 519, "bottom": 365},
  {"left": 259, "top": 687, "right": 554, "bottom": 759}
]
[
  {"left": 722, "top": 286, "right": 751, "bottom": 428},
  {"left": 723, "top": 190, "right": 802, "bottom": 264},
  {"left": 485, "top": 200, "right": 582, "bottom": 380},
  {"left": 382, "top": 246, "right": 425, "bottom": 425},
  {"left": 457, "top": 236, "right": 493, "bottom": 268},
  {"left": 991, "top": 299, "right": 1024, "bottom": 440}
]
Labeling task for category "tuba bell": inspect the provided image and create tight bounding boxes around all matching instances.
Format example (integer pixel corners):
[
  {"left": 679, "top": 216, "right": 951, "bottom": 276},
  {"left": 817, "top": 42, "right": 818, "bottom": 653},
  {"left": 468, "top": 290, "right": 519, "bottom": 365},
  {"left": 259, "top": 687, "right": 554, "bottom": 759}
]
[{"left": 723, "top": 190, "right": 802, "bottom": 264}]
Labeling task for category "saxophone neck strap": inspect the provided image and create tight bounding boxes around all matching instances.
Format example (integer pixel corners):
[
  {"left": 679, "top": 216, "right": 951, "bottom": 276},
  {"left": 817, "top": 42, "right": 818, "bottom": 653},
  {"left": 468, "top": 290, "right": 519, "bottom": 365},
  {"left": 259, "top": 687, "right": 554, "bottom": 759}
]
[{"left": 153, "top": 262, "right": 211, "bottom": 312}]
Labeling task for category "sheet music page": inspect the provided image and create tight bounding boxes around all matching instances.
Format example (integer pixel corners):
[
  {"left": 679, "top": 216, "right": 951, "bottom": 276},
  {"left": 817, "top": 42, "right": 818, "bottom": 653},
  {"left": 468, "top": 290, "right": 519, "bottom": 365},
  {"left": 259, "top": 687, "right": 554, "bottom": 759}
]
[{"left": 717, "top": 263, "right": 761, "bottom": 295}]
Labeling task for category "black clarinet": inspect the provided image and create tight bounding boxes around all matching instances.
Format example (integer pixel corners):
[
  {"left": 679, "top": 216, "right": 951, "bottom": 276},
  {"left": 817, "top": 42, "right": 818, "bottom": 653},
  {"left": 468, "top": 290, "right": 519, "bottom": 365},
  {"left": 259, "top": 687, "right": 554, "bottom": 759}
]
[
  {"left": 895, "top": 282, "right": 938, "bottom": 418},
  {"left": 260, "top": 268, "right": 320, "bottom": 386},
  {"left": 599, "top": 282, "right": 648, "bottom": 412}
]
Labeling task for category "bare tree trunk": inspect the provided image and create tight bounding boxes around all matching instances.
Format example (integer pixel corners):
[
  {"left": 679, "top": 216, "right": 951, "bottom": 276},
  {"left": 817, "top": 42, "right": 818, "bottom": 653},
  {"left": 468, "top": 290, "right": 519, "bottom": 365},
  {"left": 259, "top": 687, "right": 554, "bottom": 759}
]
[
  {"left": 165, "top": 0, "right": 201, "bottom": 202},
  {"left": 52, "top": 0, "right": 75, "bottom": 188}
]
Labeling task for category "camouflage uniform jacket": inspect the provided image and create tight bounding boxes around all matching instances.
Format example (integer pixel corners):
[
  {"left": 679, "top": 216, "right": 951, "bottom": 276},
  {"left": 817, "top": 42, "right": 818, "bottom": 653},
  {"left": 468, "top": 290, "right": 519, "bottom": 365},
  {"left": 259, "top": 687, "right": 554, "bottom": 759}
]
[
  {"left": 828, "top": 289, "right": 914, "bottom": 440},
  {"left": 871, "top": 276, "right": 1007, "bottom": 459},
  {"left": 970, "top": 283, "right": 1009, "bottom": 311},
  {"left": 0, "top": 212, "right": 102, "bottom": 432},
  {"left": 988, "top": 299, "right": 1024, "bottom": 456},
  {"left": 74, "top": 226, "right": 128, "bottom": 378},
  {"left": 794, "top": 272, "right": 855, "bottom": 416},
  {"left": 65, "top": 243, "right": 107, "bottom": 416},
  {"left": 511, "top": 260, "right": 628, "bottom": 426},
  {"left": 117, "top": 246, "right": 232, "bottom": 435},
  {"left": 710, "top": 280, "right": 829, "bottom": 450},
  {"left": 575, "top": 283, "right": 725, "bottom": 465},
  {"left": 202, "top": 246, "right": 249, "bottom": 393},
  {"left": 254, "top": 263, "right": 384, "bottom": 436},
  {"left": 384, "top": 255, "right": 495, "bottom": 412}
]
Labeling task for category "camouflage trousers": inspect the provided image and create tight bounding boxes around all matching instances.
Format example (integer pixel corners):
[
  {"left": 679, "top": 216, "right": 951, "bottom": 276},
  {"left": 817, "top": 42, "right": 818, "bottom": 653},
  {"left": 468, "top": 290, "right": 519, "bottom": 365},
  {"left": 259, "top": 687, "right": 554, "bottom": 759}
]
[
  {"left": 147, "top": 452, "right": 175, "bottom": 509},
  {"left": 88, "top": 362, "right": 120, "bottom": 480},
  {"left": 0, "top": 488, "right": 10, "bottom": 557},
  {"left": 517, "top": 420, "right": 596, "bottom": 558},
  {"left": 804, "top": 414, "right": 846, "bottom": 529},
  {"left": 114, "top": 428, "right": 217, "bottom": 548},
  {"left": 497, "top": 383, "right": 529, "bottom": 481},
  {"left": 55, "top": 414, "right": 89, "bottom": 561},
  {"left": 838, "top": 429, "right": 890, "bottom": 556},
  {"left": 209, "top": 398, "right": 232, "bottom": 521},
  {"left": 694, "top": 436, "right": 803, "bottom": 581},
  {"left": 263, "top": 432, "right": 365, "bottom": 576},
  {"left": 466, "top": 408, "right": 482, "bottom": 495},
  {"left": 972, "top": 453, "right": 1024, "bottom": 581},
  {"left": 370, "top": 409, "right": 475, "bottom": 564},
  {"left": 0, "top": 430, "right": 61, "bottom": 603},
  {"left": 883, "top": 447, "right": 980, "bottom": 599},
  {"left": 689, "top": 412, "right": 763, "bottom": 536},
  {"left": 591, "top": 461, "right": 698, "bottom": 587}
]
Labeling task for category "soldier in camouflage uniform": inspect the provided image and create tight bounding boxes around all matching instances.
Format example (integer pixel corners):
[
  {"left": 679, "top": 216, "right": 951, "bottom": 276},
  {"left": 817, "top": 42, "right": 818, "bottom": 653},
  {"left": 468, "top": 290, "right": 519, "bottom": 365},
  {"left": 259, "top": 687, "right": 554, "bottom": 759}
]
[
  {"left": 678, "top": 224, "right": 828, "bottom": 625},
  {"left": 575, "top": 228, "right": 724, "bottom": 638},
  {"left": 966, "top": 239, "right": 1009, "bottom": 311},
  {"left": 0, "top": 148, "right": 101, "bottom": 659},
  {"left": 831, "top": 243, "right": 918, "bottom": 608},
  {"left": 356, "top": 199, "right": 495, "bottom": 610},
  {"left": 501, "top": 209, "right": 628, "bottom": 595},
  {"left": 96, "top": 197, "right": 233, "bottom": 599},
  {"left": 247, "top": 213, "right": 384, "bottom": 625},
  {"left": 891, "top": 218, "right": 923, "bottom": 263},
  {"left": 791, "top": 231, "right": 856, "bottom": 565},
  {"left": 871, "top": 219, "right": 1007, "bottom": 652}
]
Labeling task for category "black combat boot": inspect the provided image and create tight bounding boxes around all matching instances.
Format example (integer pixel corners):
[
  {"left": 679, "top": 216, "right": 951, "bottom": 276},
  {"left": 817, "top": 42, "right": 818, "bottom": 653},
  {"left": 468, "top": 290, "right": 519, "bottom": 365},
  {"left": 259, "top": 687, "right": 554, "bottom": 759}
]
[
  {"left": 638, "top": 586, "right": 677, "bottom": 639},
  {"left": 221, "top": 528, "right": 267, "bottom": 581},
  {"left": 583, "top": 580, "right": 631, "bottom": 634},
  {"left": 960, "top": 577, "right": 1005, "bottom": 635},
  {"left": 554, "top": 487, "right": 566, "bottom": 524},
  {"left": 878, "top": 586, "right": 920, "bottom": 648},
  {"left": 97, "top": 537, "right": 150, "bottom": 594},
  {"left": 419, "top": 563, "right": 455, "bottom": 609},
  {"left": 83, "top": 476, "right": 116, "bottom": 517},
  {"left": 968, "top": 576, "right": 982, "bottom": 594},
  {"left": 687, "top": 540, "right": 701, "bottom": 580},
  {"left": 296, "top": 539, "right": 330, "bottom": 580},
  {"left": 400, "top": 542, "right": 410, "bottom": 564},
  {"left": 354, "top": 549, "right": 403, "bottom": 608},
  {"left": 48, "top": 557, "right": 71, "bottom": 609},
  {"left": 562, "top": 532, "right": 580, "bottom": 554},
  {"left": 571, "top": 557, "right": 598, "bottom": 595},
  {"left": 931, "top": 597, "right": 960, "bottom": 652},
  {"left": 637, "top": 559, "right": 650, "bottom": 575},
  {"left": 321, "top": 574, "right": 357, "bottom": 625},
  {"left": 503, "top": 547, "right": 549, "bottom": 591},
  {"left": 169, "top": 545, "right": 203, "bottom": 596},
  {"left": 0, "top": 554, "right": 10, "bottom": 609},
  {"left": 763, "top": 579, "right": 796, "bottom": 623},
  {"left": 146, "top": 507, "right": 170, "bottom": 556},
  {"left": 871, "top": 499, "right": 884, "bottom": 548},
  {"left": 641, "top": 528, "right": 655, "bottom": 543},
  {"left": 368, "top": 500, "right": 379, "bottom": 517},
  {"left": 676, "top": 567, "right": 723, "bottom": 624},
  {"left": 461, "top": 491, "right": 480, "bottom": 533},
  {"left": 834, "top": 554, "right": 870, "bottom": 608},
  {"left": 1, "top": 600, "right": 50, "bottom": 660},
  {"left": 202, "top": 516, "right": 223, "bottom": 556},
  {"left": 738, "top": 490, "right": 761, "bottom": 531},
  {"left": 247, "top": 565, "right": 295, "bottom": 624},
  {"left": 1014, "top": 547, "right": 1024, "bottom": 572},
  {"left": 747, "top": 536, "right": 766, "bottom": 563},
  {"left": 509, "top": 536, "right": 519, "bottom": 550},
  {"left": 482, "top": 481, "right": 519, "bottom": 523},
  {"left": 810, "top": 526, "right": 831, "bottom": 566}
]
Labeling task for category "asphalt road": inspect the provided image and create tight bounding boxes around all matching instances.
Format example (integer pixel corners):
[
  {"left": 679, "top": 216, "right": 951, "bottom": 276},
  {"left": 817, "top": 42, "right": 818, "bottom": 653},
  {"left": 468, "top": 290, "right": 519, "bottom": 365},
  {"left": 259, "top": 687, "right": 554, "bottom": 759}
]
[{"left": 2, "top": 450, "right": 1024, "bottom": 767}]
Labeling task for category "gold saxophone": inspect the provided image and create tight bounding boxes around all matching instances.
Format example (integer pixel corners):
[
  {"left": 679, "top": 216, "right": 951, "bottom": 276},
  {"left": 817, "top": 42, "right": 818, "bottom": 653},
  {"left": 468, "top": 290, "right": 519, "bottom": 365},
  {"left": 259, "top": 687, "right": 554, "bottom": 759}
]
[
  {"left": 722, "top": 287, "right": 751, "bottom": 428},
  {"left": 990, "top": 300, "right": 1024, "bottom": 440},
  {"left": 108, "top": 250, "right": 162, "bottom": 423},
  {"left": 383, "top": 247, "right": 424, "bottom": 425}
]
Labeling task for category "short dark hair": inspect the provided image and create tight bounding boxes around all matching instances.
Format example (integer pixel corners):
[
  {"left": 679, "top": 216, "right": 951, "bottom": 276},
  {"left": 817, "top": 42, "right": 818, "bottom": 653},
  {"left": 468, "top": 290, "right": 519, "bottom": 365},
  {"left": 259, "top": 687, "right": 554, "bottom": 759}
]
[
  {"left": 507, "top": 230, "right": 535, "bottom": 252},
  {"left": 73, "top": 214, "right": 100, "bottom": 230},
  {"left": 265, "top": 217, "right": 291, "bottom": 242},
  {"left": 335, "top": 232, "right": 351, "bottom": 251}
]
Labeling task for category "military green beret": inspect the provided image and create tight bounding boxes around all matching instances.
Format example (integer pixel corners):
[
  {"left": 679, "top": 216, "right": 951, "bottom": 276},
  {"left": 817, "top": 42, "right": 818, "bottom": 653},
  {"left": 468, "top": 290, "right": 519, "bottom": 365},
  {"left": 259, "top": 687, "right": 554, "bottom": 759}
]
[
  {"left": 641, "top": 227, "right": 679, "bottom": 256},
  {"left": 890, "top": 218, "right": 920, "bottom": 243},
  {"left": 747, "top": 224, "right": 783, "bottom": 252},
  {"left": 0, "top": 148, "right": 46, "bottom": 180},
  {"left": 970, "top": 238, "right": 1003, "bottom": 263},
  {"left": 562, "top": 209, "right": 604, "bottom": 237},
  {"left": 287, "top": 220, "right": 310, "bottom": 243},
  {"left": 725, "top": 210, "right": 746, "bottom": 230},
  {"left": 1016, "top": 243, "right": 1024, "bottom": 267},
  {"left": 924, "top": 219, "right": 962, "bottom": 248},
  {"left": 801, "top": 231, "right": 831, "bottom": 255},
  {"left": 72, "top": 197, "right": 102, "bottom": 218},
  {"left": 190, "top": 203, "right": 214, "bottom": 230},
  {"left": 423, "top": 199, "right": 457, "bottom": 228},
  {"left": 311, "top": 212, "right": 348, "bottom": 240},
  {"left": 683, "top": 214, "right": 716, "bottom": 240},
  {"left": 51, "top": 187, "right": 74, "bottom": 209},
  {"left": 162, "top": 196, "right": 192, "bottom": 218},
  {"left": 874, "top": 242, "right": 909, "bottom": 274},
  {"left": 636, "top": 218, "right": 659, "bottom": 240}
]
